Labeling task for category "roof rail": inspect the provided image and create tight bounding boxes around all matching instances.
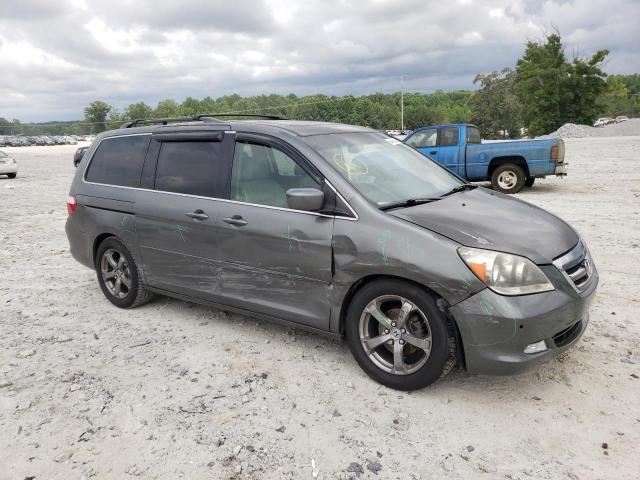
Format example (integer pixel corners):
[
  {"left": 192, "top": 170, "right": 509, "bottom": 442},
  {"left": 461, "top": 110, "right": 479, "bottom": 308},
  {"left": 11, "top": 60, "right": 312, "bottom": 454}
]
[{"left": 121, "top": 113, "right": 286, "bottom": 129}]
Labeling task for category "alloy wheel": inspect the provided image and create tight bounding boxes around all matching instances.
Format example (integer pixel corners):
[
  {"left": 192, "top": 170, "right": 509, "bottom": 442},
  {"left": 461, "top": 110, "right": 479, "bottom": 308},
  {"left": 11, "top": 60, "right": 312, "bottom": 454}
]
[
  {"left": 100, "top": 248, "right": 132, "bottom": 299},
  {"left": 358, "top": 295, "right": 432, "bottom": 375}
]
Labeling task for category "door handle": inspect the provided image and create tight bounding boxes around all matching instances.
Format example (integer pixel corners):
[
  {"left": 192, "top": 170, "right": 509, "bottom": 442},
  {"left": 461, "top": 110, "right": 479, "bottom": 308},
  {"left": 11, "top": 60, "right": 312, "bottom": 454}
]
[
  {"left": 430, "top": 150, "right": 438, "bottom": 155},
  {"left": 184, "top": 210, "right": 209, "bottom": 221},
  {"left": 223, "top": 215, "right": 248, "bottom": 226}
]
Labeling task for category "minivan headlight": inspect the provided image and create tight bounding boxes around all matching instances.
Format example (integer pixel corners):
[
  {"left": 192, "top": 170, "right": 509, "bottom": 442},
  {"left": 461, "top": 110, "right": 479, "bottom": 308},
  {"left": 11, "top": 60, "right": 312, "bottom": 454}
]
[{"left": 458, "top": 247, "right": 554, "bottom": 296}]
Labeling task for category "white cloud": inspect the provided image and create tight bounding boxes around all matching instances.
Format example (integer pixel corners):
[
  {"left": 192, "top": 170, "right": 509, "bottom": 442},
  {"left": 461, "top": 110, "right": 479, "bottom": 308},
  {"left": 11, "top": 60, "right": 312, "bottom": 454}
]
[{"left": 0, "top": 0, "right": 638, "bottom": 121}]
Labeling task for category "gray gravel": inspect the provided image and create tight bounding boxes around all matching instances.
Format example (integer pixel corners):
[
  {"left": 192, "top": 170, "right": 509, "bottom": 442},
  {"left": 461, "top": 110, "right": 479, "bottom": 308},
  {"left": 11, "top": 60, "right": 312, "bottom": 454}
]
[
  {"left": 537, "top": 118, "right": 640, "bottom": 139},
  {"left": 1, "top": 139, "right": 639, "bottom": 479}
]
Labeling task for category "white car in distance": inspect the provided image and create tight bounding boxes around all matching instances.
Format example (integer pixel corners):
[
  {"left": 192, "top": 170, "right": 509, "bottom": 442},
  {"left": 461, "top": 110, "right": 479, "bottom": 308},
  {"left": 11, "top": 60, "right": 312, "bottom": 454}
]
[{"left": 0, "top": 151, "right": 18, "bottom": 178}]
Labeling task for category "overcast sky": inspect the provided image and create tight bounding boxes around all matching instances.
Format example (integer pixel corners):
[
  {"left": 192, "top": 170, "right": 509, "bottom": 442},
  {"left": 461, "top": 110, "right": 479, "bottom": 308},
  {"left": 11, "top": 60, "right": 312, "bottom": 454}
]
[{"left": 1, "top": 0, "right": 638, "bottom": 122}]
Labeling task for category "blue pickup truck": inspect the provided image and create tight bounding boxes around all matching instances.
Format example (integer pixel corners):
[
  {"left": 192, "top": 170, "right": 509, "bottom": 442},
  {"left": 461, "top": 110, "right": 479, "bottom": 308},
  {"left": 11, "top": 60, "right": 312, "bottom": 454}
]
[{"left": 403, "top": 124, "right": 567, "bottom": 194}]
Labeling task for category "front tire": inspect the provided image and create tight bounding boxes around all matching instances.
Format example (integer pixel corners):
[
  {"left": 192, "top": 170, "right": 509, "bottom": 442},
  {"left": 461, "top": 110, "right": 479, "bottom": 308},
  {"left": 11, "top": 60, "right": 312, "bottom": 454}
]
[
  {"left": 345, "top": 280, "right": 452, "bottom": 390},
  {"left": 524, "top": 177, "right": 535, "bottom": 187},
  {"left": 95, "top": 237, "right": 152, "bottom": 308},
  {"left": 491, "top": 164, "right": 525, "bottom": 194}
]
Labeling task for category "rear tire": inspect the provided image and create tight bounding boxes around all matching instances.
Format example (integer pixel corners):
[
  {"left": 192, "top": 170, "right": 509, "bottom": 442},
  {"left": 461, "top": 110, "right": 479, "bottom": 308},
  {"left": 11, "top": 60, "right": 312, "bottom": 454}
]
[
  {"left": 7, "top": 173, "right": 16, "bottom": 179},
  {"left": 524, "top": 177, "right": 535, "bottom": 187},
  {"left": 345, "top": 279, "right": 453, "bottom": 390},
  {"left": 491, "top": 164, "right": 525, "bottom": 194},
  {"left": 95, "top": 237, "right": 152, "bottom": 308}
]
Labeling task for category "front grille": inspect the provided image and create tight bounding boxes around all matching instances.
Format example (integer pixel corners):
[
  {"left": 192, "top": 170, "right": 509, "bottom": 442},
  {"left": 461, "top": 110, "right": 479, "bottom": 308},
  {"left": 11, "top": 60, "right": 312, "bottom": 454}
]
[
  {"left": 553, "top": 320, "right": 582, "bottom": 347},
  {"left": 552, "top": 241, "right": 595, "bottom": 293}
]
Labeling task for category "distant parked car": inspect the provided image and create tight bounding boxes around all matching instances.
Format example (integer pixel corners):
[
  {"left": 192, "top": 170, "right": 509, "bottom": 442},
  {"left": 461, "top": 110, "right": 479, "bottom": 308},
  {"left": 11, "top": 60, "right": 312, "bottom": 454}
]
[
  {"left": 593, "top": 117, "right": 613, "bottom": 127},
  {"left": 615, "top": 116, "right": 629, "bottom": 123},
  {"left": 73, "top": 146, "right": 89, "bottom": 167},
  {"left": 0, "top": 151, "right": 17, "bottom": 178}
]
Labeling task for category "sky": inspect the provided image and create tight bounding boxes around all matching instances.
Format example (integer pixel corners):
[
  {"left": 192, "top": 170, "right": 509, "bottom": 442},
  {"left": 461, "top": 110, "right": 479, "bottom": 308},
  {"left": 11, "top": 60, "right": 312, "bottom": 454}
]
[{"left": 1, "top": 0, "right": 639, "bottom": 122}]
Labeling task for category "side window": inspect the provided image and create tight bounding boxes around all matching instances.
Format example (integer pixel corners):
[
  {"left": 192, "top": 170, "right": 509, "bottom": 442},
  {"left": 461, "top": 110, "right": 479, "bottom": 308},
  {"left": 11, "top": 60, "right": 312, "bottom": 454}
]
[
  {"left": 154, "top": 141, "right": 220, "bottom": 197},
  {"left": 438, "top": 127, "right": 459, "bottom": 147},
  {"left": 406, "top": 129, "right": 437, "bottom": 148},
  {"left": 467, "top": 127, "right": 481, "bottom": 144},
  {"left": 231, "top": 141, "right": 320, "bottom": 208},
  {"left": 85, "top": 135, "right": 150, "bottom": 187}
]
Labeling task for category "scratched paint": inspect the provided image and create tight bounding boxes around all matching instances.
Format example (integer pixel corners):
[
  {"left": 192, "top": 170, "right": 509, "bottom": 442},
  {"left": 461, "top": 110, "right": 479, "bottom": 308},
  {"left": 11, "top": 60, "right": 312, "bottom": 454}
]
[
  {"left": 283, "top": 225, "right": 296, "bottom": 252},
  {"left": 174, "top": 224, "right": 188, "bottom": 242},
  {"left": 377, "top": 230, "right": 391, "bottom": 263},
  {"left": 479, "top": 301, "right": 491, "bottom": 314}
]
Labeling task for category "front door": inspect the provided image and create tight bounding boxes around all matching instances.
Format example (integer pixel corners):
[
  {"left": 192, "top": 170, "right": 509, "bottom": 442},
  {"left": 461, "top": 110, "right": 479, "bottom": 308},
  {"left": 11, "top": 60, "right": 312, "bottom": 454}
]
[
  {"left": 216, "top": 135, "right": 334, "bottom": 329},
  {"left": 436, "top": 126, "right": 462, "bottom": 176},
  {"left": 136, "top": 131, "right": 233, "bottom": 298}
]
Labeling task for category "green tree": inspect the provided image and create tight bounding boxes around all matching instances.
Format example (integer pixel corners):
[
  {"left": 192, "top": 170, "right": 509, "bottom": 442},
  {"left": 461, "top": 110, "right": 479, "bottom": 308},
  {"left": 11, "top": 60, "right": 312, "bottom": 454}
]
[
  {"left": 471, "top": 68, "right": 522, "bottom": 139},
  {"left": 125, "top": 102, "right": 153, "bottom": 120},
  {"left": 514, "top": 33, "right": 608, "bottom": 136},
  {"left": 154, "top": 99, "right": 179, "bottom": 118},
  {"left": 84, "top": 100, "right": 113, "bottom": 133}
]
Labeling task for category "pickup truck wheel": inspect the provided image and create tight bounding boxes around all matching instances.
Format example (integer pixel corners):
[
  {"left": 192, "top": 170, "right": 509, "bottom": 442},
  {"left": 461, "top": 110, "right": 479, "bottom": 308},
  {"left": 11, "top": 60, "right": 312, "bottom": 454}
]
[
  {"left": 491, "top": 164, "right": 525, "bottom": 194},
  {"left": 525, "top": 177, "right": 535, "bottom": 187}
]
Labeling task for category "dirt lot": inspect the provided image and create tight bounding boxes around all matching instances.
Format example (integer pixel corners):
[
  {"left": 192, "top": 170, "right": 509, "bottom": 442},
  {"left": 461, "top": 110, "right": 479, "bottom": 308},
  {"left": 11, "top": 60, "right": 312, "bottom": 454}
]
[{"left": 1, "top": 137, "right": 639, "bottom": 480}]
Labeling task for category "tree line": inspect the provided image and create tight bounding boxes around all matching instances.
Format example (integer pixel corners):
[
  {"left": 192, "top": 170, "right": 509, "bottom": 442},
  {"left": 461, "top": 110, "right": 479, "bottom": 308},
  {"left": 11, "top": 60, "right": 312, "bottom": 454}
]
[{"left": 2, "top": 33, "right": 638, "bottom": 139}]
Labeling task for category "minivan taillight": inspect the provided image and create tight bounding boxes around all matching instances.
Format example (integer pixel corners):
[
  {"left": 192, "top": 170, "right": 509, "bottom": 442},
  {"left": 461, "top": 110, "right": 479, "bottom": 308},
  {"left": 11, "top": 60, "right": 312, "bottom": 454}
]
[
  {"left": 550, "top": 145, "right": 559, "bottom": 162},
  {"left": 67, "top": 194, "right": 77, "bottom": 215}
]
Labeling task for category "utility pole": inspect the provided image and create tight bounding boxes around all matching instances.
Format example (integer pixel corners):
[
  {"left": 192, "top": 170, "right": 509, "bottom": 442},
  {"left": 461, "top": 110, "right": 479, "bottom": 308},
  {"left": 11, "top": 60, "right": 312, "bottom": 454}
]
[{"left": 400, "top": 75, "right": 404, "bottom": 133}]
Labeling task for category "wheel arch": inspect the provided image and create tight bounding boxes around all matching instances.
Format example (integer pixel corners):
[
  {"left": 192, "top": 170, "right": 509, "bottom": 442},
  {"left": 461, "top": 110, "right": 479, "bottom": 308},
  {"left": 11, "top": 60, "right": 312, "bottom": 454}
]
[
  {"left": 92, "top": 233, "right": 116, "bottom": 265},
  {"left": 488, "top": 156, "right": 530, "bottom": 178},
  {"left": 337, "top": 274, "right": 466, "bottom": 368}
]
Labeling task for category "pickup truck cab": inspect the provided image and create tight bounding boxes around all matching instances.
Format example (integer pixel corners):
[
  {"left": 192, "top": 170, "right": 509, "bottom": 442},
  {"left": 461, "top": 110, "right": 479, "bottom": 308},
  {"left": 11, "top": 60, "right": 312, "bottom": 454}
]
[{"left": 403, "top": 124, "right": 567, "bottom": 194}]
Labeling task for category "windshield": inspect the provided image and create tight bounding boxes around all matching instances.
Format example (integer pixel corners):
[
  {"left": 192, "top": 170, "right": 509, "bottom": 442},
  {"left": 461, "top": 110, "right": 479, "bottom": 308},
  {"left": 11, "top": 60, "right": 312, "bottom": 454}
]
[{"left": 304, "top": 132, "right": 463, "bottom": 207}]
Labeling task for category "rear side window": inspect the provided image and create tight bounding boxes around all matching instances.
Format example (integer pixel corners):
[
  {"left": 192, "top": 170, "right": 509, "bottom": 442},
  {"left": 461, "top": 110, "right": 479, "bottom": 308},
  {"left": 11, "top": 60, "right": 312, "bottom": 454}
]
[
  {"left": 85, "top": 135, "right": 150, "bottom": 187},
  {"left": 438, "top": 127, "right": 459, "bottom": 147},
  {"left": 154, "top": 141, "right": 220, "bottom": 197},
  {"left": 467, "top": 127, "right": 481, "bottom": 144}
]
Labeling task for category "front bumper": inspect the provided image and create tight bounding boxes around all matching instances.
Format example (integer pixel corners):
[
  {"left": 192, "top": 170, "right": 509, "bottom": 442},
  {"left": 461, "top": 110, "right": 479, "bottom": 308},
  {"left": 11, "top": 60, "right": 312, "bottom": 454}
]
[{"left": 450, "top": 263, "right": 597, "bottom": 375}]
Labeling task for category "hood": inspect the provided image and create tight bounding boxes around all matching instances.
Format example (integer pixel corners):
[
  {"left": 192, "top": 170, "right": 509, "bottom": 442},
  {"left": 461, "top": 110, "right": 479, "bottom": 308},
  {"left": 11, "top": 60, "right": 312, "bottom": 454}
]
[{"left": 389, "top": 188, "right": 578, "bottom": 264}]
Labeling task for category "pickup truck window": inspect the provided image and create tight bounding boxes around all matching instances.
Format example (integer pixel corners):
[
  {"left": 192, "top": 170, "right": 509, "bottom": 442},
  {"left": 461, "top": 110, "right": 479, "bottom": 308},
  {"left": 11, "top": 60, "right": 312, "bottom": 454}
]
[
  {"left": 405, "top": 129, "right": 437, "bottom": 148},
  {"left": 467, "top": 127, "right": 481, "bottom": 144},
  {"left": 304, "top": 132, "right": 462, "bottom": 207},
  {"left": 439, "top": 127, "right": 459, "bottom": 147}
]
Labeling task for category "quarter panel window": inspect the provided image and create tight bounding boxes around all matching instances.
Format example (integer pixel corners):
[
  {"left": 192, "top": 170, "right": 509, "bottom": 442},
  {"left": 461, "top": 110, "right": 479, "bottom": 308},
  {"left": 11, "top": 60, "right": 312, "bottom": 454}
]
[
  {"left": 405, "top": 129, "right": 437, "bottom": 148},
  {"left": 154, "top": 141, "right": 221, "bottom": 197},
  {"left": 231, "top": 141, "right": 320, "bottom": 208},
  {"left": 85, "top": 135, "right": 150, "bottom": 187},
  {"left": 467, "top": 127, "right": 482, "bottom": 144}
]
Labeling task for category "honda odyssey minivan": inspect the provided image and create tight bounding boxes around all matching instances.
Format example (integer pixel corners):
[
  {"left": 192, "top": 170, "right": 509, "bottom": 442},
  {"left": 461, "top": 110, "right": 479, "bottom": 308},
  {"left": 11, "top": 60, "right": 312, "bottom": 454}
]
[{"left": 65, "top": 116, "right": 598, "bottom": 390}]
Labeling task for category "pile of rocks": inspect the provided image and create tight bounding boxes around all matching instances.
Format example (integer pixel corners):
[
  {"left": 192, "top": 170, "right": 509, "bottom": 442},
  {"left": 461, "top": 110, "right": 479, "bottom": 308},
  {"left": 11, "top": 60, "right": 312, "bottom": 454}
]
[{"left": 538, "top": 118, "right": 640, "bottom": 139}]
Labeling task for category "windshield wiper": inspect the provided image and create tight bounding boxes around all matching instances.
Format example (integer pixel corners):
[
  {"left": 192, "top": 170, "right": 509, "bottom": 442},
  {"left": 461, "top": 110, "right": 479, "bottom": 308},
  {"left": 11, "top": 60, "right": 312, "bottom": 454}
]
[
  {"left": 440, "top": 183, "right": 478, "bottom": 197},
  {"left": 379, "top": 197, "right": 441, "bottom": 211}
]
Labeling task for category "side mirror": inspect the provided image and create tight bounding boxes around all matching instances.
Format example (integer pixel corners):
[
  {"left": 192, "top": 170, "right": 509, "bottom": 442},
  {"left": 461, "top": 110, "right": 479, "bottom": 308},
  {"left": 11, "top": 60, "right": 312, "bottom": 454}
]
[{"left": 286, "top": 188, "right": 324, "bottom": 212}]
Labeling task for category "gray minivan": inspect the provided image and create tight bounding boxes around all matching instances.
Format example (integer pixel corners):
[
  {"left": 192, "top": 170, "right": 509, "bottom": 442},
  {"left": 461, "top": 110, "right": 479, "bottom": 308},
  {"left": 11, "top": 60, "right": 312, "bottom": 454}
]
[{"left": 65, "top": 117, "right": 598, "bottom": 390}]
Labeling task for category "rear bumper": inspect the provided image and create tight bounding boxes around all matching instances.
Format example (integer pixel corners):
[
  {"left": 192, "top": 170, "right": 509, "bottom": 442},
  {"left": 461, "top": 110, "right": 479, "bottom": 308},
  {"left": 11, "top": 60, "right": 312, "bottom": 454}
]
[
  {"left": 555, "top": 163, "right": 568, "bottom": 176},
  {"left": 0, "top": 164, "right": 18, "bottom": 174},
  {"left": 450, "top": 265, "right": 597, "bottom": 375},
  {"left": 65, "top": 215, "right": 94, "bottom": 269}
]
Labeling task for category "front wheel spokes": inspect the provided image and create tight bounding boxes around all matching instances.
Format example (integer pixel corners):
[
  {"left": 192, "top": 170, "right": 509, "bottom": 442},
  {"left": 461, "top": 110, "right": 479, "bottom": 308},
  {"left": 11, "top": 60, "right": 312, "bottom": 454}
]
[
  {"left": 365, "top": 300, "right": 393, "bottom": 328},
  {"left": 363, "top": 333, "right": 392, "bottom": 354},
  {"left": 403, "top": 334, "right": 432, "bottom": 355},
  {"left": 396, "top": 299, "right": 415, "bottom": 328},
  {"left": 393, "top": 341, "right": 407, "bottom": 374}
]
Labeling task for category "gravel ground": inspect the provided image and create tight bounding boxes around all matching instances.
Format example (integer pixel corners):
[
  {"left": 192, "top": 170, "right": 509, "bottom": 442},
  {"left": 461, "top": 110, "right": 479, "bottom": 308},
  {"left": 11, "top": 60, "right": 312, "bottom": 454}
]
[
  {"left": 537, "top": 118, "right": 640, "bottom": 139},
  {"left": 1, "top": 138, "right": 639, "bottom": 480}
]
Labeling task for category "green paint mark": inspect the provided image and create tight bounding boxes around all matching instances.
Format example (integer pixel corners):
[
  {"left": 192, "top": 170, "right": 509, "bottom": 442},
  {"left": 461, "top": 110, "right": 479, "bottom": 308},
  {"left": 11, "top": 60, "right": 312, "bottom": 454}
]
[
  {"left": 479, "top": 301, "right": 491, "bottom": 314},
  {"left": 174, "top": 224, "right": 188, "bottom": 242},
  {"left": 377, "top": 230, "right": 391, "bottom": 263},
  {"left": 283, "top": 225, "right": 296, "bottom": 252},
  {"left": 463, "top": 279, "right": 473, "bottom": 287},
  {"left": 120, "top": 216, "right": 128, "bottom": 228},
  {"left": 398, "top": 235, "right": 424, "bottom": 257}
]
